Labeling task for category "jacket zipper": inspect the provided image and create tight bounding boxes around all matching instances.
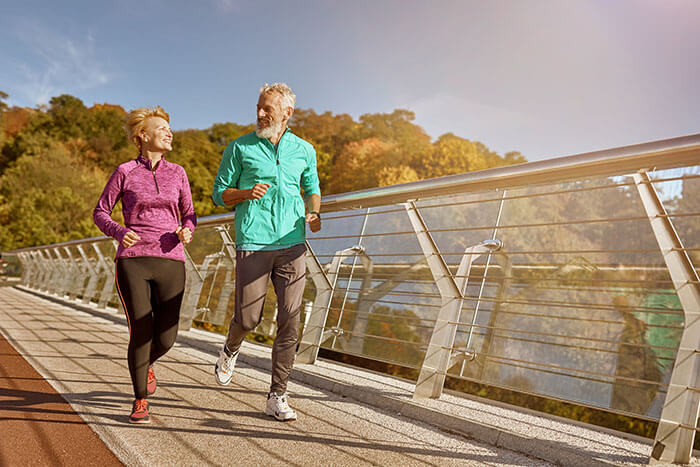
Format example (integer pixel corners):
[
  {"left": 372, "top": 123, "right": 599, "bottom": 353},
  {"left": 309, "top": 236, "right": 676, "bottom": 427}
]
[
  {"left": 152, "top": 169, "right": 160, "bottom": 194},
  {"left": 275, "top": 145, "right": 281, "bottom": 243}
]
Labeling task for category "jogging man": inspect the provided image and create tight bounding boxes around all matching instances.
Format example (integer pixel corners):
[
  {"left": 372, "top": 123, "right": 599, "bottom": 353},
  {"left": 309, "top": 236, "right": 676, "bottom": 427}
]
[{"left": 211, "top": 83, "right": 321, "bottom": 421}]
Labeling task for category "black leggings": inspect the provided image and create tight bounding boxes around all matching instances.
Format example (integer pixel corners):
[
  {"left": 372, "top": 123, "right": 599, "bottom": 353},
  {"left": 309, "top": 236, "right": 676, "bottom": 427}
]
[{"left": 115, "top": 257, "right": 186, "bottom": 398}]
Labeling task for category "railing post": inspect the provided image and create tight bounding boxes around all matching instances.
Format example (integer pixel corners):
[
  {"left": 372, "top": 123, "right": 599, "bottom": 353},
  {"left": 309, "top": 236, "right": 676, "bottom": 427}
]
[
  {"left": 77, "top": 245, "right": 100, "bottom": 305},
  {"left": 209, "top": 264, "right": 234, "bottom": 326},
  {"left": 179, "top": 247, "right": 206, "bottom": 330},
  {"left": 56, "top": 247, "right": 76, "bottom": 298},
  {"left": 18, "top": 252, "right": 38, "bottom": 288},
  {"left": 45, "top": 249, "right": 63, "bottom": 295},
  {"left": 94, "top": 243, "right": 116, "bottom": 309},
  {"left": 406, "top": 199, "right": 502, "bottom": 399},
  {"left": 296, "top": 242, "right": 338, "bottom": 364},
  {"left": 404, "top": 201, "right": 464, "bottom": 399},
  {"left": 632, "top": 172, "right": 700, "bottom": 465},
  {"left": 202, "top": 226, "right": 237, "bottom": 326},
  {"left": 30, "top": 251, "right": 46, "bottom": 291},
  {"left": 60, "top": 246, "right": 81, "bottom": 300}
]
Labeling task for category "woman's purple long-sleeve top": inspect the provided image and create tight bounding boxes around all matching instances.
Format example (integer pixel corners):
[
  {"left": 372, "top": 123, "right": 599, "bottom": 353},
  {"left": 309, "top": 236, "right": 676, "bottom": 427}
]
[{"left": 93, "top": 155, "right": 197, "bottom": 262}]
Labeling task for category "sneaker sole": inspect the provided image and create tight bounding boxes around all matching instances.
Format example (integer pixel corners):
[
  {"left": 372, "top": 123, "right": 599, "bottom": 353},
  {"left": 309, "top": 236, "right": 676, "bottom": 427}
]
[
  {"left": 129, "top": 417, "right": 151, "bottom": 424},
  {"left": 265, "top": 408, "right": 297, "bottom": 421}
]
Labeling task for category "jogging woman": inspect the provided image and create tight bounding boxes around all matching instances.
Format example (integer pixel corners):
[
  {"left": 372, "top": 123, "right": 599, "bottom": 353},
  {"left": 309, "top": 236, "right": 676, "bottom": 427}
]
[{"left": 93, "top": 106, "right": 197, "bottom": 424}]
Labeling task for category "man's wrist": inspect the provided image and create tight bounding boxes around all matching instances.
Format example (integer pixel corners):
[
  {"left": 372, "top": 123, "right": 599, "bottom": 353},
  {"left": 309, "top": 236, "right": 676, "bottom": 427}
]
[{"left": 309, "top": 210, "right": 320, "bottom": 219}]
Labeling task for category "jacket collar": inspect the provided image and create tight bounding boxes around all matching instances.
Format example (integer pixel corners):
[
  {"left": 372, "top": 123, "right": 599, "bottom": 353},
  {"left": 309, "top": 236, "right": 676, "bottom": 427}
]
[
  {"left": 137, "top": 154, "right": 167, "bottom": 171},
  {"left": 256, "top": 127, "right": 291, "bottom": 148}
]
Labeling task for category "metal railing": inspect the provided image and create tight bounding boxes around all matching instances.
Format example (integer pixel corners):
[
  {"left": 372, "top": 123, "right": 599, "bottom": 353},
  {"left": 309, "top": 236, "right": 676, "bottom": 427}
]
[{"left": 4, "top": 134, "right": 699, "bottom": 464}]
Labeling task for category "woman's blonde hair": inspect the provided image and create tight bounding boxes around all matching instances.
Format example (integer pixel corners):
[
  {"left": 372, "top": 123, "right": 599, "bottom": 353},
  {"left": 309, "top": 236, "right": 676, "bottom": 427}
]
[{"left": 124, "top": 106, "right": 170, "bottom": 151}]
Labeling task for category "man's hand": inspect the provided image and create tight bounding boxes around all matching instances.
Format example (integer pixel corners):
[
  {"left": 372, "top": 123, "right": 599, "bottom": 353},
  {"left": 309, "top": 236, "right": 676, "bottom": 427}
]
[
  {"left": 248, "top": 183, "right": 270, "bottom": 200},
  {"left": 175, "top": 226, "right": 192, "bottom": 244},
  {"left": 222, "top": 183, "right": 270, "bottom": 206},
  {"left": 121, "top": 231, "right": 141, "bottom": 248},
  {"left": 305, "top": 212, "right": 321, "bottom": 232}
]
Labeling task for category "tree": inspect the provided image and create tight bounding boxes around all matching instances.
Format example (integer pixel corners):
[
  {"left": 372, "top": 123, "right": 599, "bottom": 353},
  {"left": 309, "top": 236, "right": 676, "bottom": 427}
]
[
  {"left": 0, "top": 91, "right": 8, "bottom": 114},
  {"left": 291, "top": 109, "right": 361, "bottom": 161},
  {"left": 0, "top": 91, "right": 8, "bottom": 154},
  {"left": 169, "top": 129, "right": 230, "bottom": 218},
  {"left": 420, "top": 133, "right": 488, "bottom": 178},
  {"left": 504, "top": 150, "right": 527, "bottom": 165},
  {"left": 48, "top": 94, "right": 89, "bottom": 139},
  {"left": 1, "top": 107, "right": 35, "bottom": 138},
  {"left": 329, "top": 138, "right": 400, "bottom": 193},
  {"left": 206, "top": 122, "right": 252, "bottom": 153},
  {"left": 0, "top": 110, "right": 53, "bottom": 173},
  {"left": 377, "top": 165, "right": 419, "bottom": 187},
  {"left": 358, "top": 109, "right": 431, "bottom": 152},
  {"left": 0, "top": 143, "right": 107, "bottom": 249}
]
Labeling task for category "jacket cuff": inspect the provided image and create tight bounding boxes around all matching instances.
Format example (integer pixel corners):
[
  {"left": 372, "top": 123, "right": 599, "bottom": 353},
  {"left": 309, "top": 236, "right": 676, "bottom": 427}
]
[
  {"left": 114, "top": 227, "right": 129, "bottom": 244},
  {"left": 182, "top": 220, "right": 196, "bottom": 232}
]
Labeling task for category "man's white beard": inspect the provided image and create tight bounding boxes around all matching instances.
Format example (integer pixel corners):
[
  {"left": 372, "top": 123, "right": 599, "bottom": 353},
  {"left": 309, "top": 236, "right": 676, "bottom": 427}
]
[{"left": 256, "top": 118, "right": 284, "bottom": 140}]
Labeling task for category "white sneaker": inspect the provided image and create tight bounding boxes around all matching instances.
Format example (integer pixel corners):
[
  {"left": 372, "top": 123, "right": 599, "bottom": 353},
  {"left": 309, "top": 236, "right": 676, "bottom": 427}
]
[
  {"left": 214, "top": 347, "right": 238, "bottom": 386},
  {"left": 265, "top": 392, "right": 297, "bottom": 421}
]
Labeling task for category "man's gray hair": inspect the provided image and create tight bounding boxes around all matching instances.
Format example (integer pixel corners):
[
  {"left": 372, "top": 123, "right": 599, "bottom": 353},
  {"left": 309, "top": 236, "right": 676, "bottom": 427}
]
[{"left": 260, "top": 82, "right": 296, "bottom": 110}]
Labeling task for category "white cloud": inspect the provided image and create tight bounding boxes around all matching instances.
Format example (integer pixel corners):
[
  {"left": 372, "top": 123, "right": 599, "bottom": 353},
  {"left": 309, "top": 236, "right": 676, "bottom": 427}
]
[{"left": 10, "top": 20, "right": 111, "bottom": 106}]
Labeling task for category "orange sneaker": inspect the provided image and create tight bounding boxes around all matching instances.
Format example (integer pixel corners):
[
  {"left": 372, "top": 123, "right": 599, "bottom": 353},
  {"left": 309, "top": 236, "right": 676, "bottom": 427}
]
[
  {"left": 147, "top": 365, "right": 157, "bottom": 396},
  {"left": 129, "top": 398, "right": 150, "bottom": 424}
]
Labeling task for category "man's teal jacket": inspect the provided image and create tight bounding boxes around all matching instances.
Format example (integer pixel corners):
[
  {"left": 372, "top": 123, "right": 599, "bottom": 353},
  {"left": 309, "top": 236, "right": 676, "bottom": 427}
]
[{"left": 212, "top": 129, "right": 321, "bottom": 249}]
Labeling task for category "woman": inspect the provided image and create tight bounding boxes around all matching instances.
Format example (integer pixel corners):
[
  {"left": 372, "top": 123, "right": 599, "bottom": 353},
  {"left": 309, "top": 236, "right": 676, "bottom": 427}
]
[{"left": 93, "top": 106, "right": 197, "bottom": 424}]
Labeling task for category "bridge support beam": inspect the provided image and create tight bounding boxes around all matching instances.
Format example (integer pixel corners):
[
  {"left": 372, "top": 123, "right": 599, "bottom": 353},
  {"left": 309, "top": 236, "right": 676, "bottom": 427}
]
[{"left": 633, "top": 172, "right": 700, "bottom": 465}]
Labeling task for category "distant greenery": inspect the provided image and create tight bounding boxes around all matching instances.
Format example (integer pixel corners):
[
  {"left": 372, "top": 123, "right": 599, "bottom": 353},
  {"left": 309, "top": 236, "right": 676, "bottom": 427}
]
[{"left": 0, "top": 91, "right": 525, "bottom": 250}]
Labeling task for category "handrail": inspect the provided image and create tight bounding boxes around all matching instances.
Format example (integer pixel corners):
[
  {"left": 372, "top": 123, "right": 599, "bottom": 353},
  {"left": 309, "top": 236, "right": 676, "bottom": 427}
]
[
  {"left": 5, "top": 235, "right": 113, "bottom": 253},
  {"left": 321, "top": 133, "right": 700, "bottom": 211}
]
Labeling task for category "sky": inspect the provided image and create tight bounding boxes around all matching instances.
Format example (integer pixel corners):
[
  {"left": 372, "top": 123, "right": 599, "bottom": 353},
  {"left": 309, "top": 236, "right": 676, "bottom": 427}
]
[{"left": 1, "top": 0, "right": 699, "bottom": 162}]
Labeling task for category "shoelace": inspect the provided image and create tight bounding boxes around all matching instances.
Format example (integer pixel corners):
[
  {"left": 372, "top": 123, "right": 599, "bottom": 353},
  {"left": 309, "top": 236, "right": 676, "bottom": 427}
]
[
  {"left": 147, "top": 367, "right": 155, "bottom": 383},
  {"left": 275, "top": 394, "right": 290, "bottom": 410},
  {"left": 134, "top": 399, "right": 148, "bottom": 413},
  {"left": 221, "top": 351, "right": 237, "bottom": 371}
]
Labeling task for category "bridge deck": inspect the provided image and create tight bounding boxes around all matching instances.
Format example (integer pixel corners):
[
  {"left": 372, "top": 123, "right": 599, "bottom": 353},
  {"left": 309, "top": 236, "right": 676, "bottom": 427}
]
[{"left": 0, "top": 286, "right": 696, "bottom": 466}]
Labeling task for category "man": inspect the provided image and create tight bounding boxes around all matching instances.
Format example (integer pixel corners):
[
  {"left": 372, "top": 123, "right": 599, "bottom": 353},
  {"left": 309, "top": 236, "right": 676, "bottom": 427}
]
[{"left": 211, "top": 83, "right": 321, "bottom": 421}]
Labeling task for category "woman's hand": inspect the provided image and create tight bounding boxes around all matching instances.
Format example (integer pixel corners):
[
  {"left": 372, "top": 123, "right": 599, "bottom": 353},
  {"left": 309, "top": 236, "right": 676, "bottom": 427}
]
[
  {"left": 122, "top": 231, "right": 141, "bottom": 248},
  {"left": 176, "top": 226, "right": 192, "bottom": 244}
]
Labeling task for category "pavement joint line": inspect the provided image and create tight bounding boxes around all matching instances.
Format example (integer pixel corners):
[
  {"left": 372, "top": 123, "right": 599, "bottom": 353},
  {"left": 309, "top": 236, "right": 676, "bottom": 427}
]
[{"left": 7, "top": 285, "right": 698, "bottom": 466}]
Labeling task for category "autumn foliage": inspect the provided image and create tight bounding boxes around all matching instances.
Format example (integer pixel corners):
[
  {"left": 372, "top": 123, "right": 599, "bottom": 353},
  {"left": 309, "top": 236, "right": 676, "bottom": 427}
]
[{"left": 0, "top": 92, "right": 525, "bottom": 250}]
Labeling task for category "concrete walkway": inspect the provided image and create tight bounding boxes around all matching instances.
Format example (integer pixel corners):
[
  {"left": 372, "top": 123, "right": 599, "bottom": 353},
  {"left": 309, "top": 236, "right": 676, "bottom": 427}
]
[{"left": 0, "top": 286, "right": 697, "bottom": 466}]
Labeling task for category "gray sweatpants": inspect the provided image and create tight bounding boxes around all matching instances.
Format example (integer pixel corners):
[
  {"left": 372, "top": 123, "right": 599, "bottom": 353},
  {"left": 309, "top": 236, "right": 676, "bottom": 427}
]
[{"left": 225, "top": 243, "right": 307, "bottom": 395}]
